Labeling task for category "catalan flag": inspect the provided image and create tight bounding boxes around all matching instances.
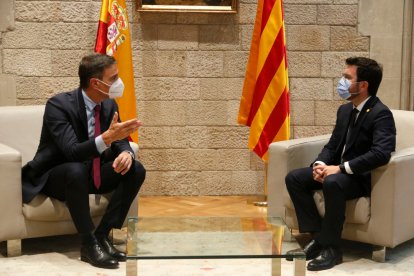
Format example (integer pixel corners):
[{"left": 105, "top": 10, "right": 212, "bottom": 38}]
[
  {"left": 95, "top": 0, "right": 138, "bottom": 142},
  {"left": 238, "top": 0, "right": 290, "bottom": 162}
]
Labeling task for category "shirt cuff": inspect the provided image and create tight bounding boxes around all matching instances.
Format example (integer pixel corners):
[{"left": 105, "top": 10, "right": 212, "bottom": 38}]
[
  {"left": 313, "top": 161, "right": 326, "bottom": 167},
  {"left": 95, "top": 135, "right": 109, "bottom": 154},
  {"left": 344, "top": 161, "right": 354, "bottom": 174}
]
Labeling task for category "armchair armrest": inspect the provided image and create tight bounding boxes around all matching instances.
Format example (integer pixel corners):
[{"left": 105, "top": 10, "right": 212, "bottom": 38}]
[
  {"left": 0, "top": 143, "right": 26, "bottom": 241},
  {"left": 370, "top": 146, "right": 414, "bottom": 247},
  {"left": 129, "top": 142, "right": 139, "bottom": 159},
  {"left": 267, "top": 134, "right": 330, "bottom": 218}
]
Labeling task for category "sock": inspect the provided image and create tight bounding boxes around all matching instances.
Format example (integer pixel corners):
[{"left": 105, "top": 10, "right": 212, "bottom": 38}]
[
  {"left": 95, "top": 223, "right": 111, "bottom": 239},
  {"left": 81, "top": 232, "right": 97, "bottom": 246}
]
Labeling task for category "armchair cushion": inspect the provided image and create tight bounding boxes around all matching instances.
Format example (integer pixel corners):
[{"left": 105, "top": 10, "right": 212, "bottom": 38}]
[
  {"left": 313, "top": 191, "right": 371, "bottom": 224},
  {"left": 23, "top": 194, "right": 110, "bottom": 222}
]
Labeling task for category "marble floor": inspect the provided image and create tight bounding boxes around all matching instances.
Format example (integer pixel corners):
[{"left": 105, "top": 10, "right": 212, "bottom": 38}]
[
  {"left": 1, "top": 196, "right": 414, "bottom": 275},
  {"left": 1, "top": 229, "right": 414, "bottom": 275}
]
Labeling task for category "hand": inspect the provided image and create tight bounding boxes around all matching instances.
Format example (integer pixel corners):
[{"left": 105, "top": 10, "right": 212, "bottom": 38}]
[
  {"left": 113, "top": 151, "right": 133, "bottom": 175},
  {"left": 102, "top": 112, "right": 142, "bottom": 145},
  {"left": 321, "top": 165, "right": 341, "bottom": 177},
  {"left": 313, "top": 164, "right": 325, "bottom": 183}
]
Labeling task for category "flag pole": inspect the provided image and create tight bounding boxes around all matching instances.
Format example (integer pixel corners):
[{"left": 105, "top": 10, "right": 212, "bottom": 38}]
[
  {"left": 254, "top": 163, "right": 268, "bottom": 206},
  {"left": 239, "top": 0, "right": 289, "bottom": 206}
]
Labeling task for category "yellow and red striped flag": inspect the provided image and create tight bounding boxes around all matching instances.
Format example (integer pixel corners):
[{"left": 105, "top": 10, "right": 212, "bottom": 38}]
[
  {"left": 238, "top": 0, "right": 290, "bottom": 162},
  {"left": 95, "top": 0, "right": 138, "bottom": 142}
]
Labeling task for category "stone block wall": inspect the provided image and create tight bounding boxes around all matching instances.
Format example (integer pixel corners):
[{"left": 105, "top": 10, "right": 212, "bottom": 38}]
[{"left": 0, "top": 0, "right": 369, "bottom": 195}]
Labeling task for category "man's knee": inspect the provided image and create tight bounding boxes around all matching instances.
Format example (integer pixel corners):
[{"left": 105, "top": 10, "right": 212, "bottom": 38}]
[
  {"left": 65, "top": 162, "right": 89, "bottom": 180},
  {"left": 285, "top": 167, "right": 308, "bottom": 188},
  {"left": 322, "top": 175, "right": 342, "bottom": 194},
  {"left": 130, "top": 160, "right": 146, "bottom": 184},
  {"left": 59, "top": 162, "right": 89, "bottom": 192},
  {"left": 285, "top": 171, "right": 296, "bottom": 188}
]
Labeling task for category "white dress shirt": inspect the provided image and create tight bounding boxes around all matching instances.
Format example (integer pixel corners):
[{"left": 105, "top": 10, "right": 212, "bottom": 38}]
[{"left": 82, "top": 90, "right": 108, "bottom": 154}]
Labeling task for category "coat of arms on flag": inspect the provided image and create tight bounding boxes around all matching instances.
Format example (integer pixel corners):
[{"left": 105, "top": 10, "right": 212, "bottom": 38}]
[{"left": 95, "top": 0, "right": 139, "bottom": 142}]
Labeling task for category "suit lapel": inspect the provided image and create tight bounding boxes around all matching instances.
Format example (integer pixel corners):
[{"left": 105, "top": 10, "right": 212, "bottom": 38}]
[
  {"left": 337, "top": 103, "right": 354, "bottom": 151},
  {"left": 100, "top": 100, "right": 113, "bottom": 132},
  {"left": 344, "top": 96, "right": 379, "bottom": 153},
  {"left": 75, "top": 88, "right": 115, "bottom": 136},
  {"left": 75, "top": 88, "right": 88, "bottom": 136}
]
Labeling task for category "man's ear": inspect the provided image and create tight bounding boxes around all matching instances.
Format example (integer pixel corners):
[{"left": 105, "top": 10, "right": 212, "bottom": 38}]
[
  {"left": 89, "top": 78, "right": 99, "bottom": 89},
  {"left": 361, "top": 80, "right": 369, "bottom": 91}
]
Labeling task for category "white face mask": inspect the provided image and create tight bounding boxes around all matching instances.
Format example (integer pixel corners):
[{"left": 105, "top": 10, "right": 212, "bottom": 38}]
[{"left": 96, "top": 78, "right": 124, "bottom": 99}]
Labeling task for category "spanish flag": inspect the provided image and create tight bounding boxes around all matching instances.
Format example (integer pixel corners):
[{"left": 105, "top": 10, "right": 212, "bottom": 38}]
[
  {"left": 238, "top": 0, "right": 290, "bottom": 162},
  {"left": 95, "top": 0, "right": 138, "bottom": 142}
]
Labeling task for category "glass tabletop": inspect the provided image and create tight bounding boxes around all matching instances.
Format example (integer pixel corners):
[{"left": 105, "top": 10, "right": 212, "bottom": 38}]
[{"left": 126, "top": 216, "right": 305, "bottom": 260}]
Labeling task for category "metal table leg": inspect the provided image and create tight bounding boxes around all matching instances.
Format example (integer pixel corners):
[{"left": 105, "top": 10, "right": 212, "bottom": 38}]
[
  {"left": 126, "top": 259, "right": 138, "bottom": 276},
  {"left": 294, "top": 257, "right": 306, "bottom": 276},
  {"left": 271, "top": 258, "right": 281, "bottom": 276}
]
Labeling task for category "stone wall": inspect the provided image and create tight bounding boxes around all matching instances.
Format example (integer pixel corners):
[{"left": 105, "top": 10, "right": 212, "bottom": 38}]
[{"left": 0, "top": 0, "right": 370, "bottom": 195}]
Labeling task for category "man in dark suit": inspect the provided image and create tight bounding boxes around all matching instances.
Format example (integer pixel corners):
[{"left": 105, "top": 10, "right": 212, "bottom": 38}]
[
  {"left": 22, "top": 54, "right": 146, "bottom": 268},
  {"left": 285, "top": 57, "right": 396, "bottom": 271}
]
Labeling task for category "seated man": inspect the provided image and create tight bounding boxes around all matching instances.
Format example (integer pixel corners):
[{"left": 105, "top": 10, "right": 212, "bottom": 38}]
[
  {"left": 22, "top": 53, "right": 146, "bottom": 269},
  {"left": 285, "top": 57, "right": 396, "bottom": 271}
]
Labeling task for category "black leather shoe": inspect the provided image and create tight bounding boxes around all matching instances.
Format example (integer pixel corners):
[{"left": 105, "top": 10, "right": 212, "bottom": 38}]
[
  {"left": 307, "top": 247, "right": 343, "bottom": 271},
  {"left": 80, "top": 241, "right": 119, "bottom": 268},
  {"left": 97, "top": 236, "right": 127, "bottom": 262},
  {"left": 286, "top": 240, "right": 323, "bottom": 261}
]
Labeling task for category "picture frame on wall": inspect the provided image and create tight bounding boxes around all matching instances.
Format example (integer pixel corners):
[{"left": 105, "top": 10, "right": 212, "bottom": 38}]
[{"left": 136, "top": 0, "right": 238, "bottom": 13}]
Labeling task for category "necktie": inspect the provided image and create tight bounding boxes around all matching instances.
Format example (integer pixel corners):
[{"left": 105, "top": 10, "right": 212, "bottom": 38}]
[
  {"left": 345, "top": 108, "right": 359, "bottom": 151},
  {"left": 349, "top": 108, "right": 359, "bottom": 127},
  {"left": 93, "top": 105, "right": 101, "bottom": 189}
]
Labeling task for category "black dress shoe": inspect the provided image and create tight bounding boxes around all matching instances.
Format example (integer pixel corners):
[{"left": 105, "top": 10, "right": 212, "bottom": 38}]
[
  {"left": 286, "top": 239, "right": 323, "bottom": 261},
  {"left": 307, "top": 247, "right": 343, "bottom": 271},
  {"left": 97, "top": 236, "right": 127, "bottom": 262},
  {"left": 80, "top": 241, "right": 119, "bottom": 268}
]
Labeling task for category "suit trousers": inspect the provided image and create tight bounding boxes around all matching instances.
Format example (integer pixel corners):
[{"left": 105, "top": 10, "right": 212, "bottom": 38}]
[
  {"left": 285, "top": 167, "right": 368, "bottom": 247},
  {"left": 41, "top": 160, "right": 146, "bottom": 235}
]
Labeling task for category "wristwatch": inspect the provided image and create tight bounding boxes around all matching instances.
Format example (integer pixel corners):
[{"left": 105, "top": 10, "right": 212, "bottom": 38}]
[
  {"left": 339, "top": 163, "right": 347, "bottom": 174},
  {"left": 126, "top": 151, "right": 135, "bottom": 161}
]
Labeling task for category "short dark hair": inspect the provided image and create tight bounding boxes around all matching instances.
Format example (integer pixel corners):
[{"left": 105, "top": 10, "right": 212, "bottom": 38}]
[
  {"left": 78, "top": 54, "right": 116, "bottom": 89},
  {"left": 345, "top": 57, "right": 383, "bottom": 96}
]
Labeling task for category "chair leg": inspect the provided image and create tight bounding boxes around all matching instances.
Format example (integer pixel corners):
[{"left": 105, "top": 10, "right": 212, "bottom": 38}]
[
  {"left": 372, "top": 245, "right": 386, "bottom": 262},
  {"left": 7, "top": 239, "right": 22, "bottom": 257}
]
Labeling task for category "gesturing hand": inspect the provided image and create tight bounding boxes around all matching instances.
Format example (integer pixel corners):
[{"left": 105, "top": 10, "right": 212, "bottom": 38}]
[{"left": 102, "top": 112, "right": 142, "bottom": 145}]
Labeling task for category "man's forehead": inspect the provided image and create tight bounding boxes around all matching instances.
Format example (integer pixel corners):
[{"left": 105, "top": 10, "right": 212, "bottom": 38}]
[
  {"left": 342, "top": 65, "right": 356, "bottom": 77},
  {"left": 102, "top": 64, "right": 118, "bottom": 79}
]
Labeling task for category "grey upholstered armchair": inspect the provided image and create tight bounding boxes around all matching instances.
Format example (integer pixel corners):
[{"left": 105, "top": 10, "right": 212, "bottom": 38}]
[
  {"left": 0, "top": 105, "right": 138, "bottom": 256},
  {"left": 267, "top": 109, "right": 414, "bottom": 262}
]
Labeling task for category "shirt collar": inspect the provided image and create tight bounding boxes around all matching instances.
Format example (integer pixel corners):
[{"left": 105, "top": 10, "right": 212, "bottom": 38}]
[
  {"left": 82, "top": 90, "right": 98, "bottom": 111},
  {"left": 354, "top": 96, "right": 371, "bottom": 112}
]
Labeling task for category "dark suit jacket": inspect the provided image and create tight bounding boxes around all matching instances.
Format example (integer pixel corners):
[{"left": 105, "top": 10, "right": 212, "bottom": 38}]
[
  {"left": 22, "top": 88, "right": 133, "bottom": 203},
  {"left": 314, "top": 96, "right": 396, "bottom": 192}
]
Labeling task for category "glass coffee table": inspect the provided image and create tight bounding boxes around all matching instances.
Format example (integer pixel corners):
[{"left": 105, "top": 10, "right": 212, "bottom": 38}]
[{"left": 126, "top": 216, "right": 305, "bottom": 276}]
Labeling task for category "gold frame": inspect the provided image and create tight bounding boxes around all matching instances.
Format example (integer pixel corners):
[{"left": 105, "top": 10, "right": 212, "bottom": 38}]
[{"left": 136, "top": 0, "right": 237, "bottom": 13}]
